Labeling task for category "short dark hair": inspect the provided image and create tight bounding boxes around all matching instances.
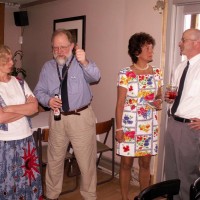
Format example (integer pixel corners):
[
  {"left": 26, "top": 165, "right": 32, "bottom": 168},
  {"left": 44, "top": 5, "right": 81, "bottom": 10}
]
[{"left": 128, "top": 32, "right": 155, "bottom": 63}]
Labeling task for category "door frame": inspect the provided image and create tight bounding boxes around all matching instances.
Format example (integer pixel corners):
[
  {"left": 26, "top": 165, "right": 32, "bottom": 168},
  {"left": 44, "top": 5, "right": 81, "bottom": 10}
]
[
  {"left": 0, "top": 3, "right": 5, "bottom": 44},
  {"left": 156, "top": 0, "right": 200, "bottom": 182}
]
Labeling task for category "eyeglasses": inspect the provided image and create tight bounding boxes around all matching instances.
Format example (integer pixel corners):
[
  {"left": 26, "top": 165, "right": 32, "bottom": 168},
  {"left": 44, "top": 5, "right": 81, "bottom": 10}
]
[
  {"left": 52, "top": 44, "right": 71, "bottom": 52},
  {"left": 180, "top": 38, "right": 197, "bottom": 43}
]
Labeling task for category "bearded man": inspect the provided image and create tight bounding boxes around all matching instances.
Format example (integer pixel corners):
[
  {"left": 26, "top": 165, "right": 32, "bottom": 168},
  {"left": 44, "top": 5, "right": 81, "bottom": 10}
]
[{"left": 34, "top": 29, "right": 100, "bottom": 200}]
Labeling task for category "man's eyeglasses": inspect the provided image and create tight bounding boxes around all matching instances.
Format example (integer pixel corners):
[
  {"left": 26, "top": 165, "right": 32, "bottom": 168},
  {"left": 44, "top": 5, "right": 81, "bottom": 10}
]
[
  {"left": 52, "top": 44, "right": 71, "bottom": 52},
  {"left": 180, "top": 38, "right": 197, "bottom": 43}
]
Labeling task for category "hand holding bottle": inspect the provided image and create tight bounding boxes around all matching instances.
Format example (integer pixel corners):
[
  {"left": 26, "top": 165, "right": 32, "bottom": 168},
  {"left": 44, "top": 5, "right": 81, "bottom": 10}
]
[{"left": 54, "top": 94, "right": 61, "bottom": 121}]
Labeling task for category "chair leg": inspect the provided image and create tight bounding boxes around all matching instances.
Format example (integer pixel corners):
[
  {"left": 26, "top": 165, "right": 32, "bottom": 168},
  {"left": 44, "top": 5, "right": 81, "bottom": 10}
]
[
  {"left": 33, "top": 128, "right": 45, "bottom": 197},
  {"left": 41, "top": 162, "right": 79, "bottom": 197},
  {"left": 97, "top": 149, "right": 115, "bottom": 185},
  {"left": 111, "top": 146, "right": 115, "bottom": 179},
  {"left": 97, "top": 152, "right": 103, "bottom": 167},
  {"left": 60, "top": 159, "right": 79, "bottom": 195},
  {"left": 41, "top": 164, "right": 46, "bottom": 198},
  {"left": 38, "top": 130, "right": 44, "bottom": 197},
  {"left": 60, "top": 175, "right": 79, "bottom": 195}
]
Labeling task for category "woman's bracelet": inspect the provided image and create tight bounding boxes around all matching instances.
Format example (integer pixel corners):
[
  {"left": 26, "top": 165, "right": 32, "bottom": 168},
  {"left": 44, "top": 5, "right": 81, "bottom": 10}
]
[
  {"left": 116, "top": 128, "right": 123, "bottom": 132},
  {"left": 156, "top": 98, "right": 163, "bottom": 103}
]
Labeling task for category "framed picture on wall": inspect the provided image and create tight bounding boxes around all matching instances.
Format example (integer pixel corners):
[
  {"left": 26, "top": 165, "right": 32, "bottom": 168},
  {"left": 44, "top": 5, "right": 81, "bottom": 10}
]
[{"left": 53, "top": 15, "right": 86, "bottom": 50}]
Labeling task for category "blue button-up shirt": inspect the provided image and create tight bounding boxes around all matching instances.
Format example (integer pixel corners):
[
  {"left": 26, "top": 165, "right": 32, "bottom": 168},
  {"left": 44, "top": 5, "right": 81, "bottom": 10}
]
[{"left": 34, "top": 56, "right": 100, "bottom": 111}]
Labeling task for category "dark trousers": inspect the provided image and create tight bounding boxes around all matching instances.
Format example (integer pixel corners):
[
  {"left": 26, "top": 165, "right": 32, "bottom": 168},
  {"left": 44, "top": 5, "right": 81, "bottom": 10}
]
[{"left": 164, "top": 117, "right": 200, "bottom": 200}]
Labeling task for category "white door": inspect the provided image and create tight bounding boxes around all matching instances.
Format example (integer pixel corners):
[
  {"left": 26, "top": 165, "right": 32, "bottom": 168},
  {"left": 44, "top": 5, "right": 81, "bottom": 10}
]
[{"left": 156, "top": 0, "right": 200, "bottom": 182}]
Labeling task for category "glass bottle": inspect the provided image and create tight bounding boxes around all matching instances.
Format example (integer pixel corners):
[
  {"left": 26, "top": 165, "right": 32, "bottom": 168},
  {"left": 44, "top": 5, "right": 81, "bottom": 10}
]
[{"left": 54, "top": 94, "right": 61, "bottom": 121}]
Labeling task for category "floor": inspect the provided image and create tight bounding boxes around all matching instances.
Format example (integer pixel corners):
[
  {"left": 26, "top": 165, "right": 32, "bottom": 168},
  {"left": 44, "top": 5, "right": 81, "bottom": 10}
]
[{"left": 42, "top": 167, "right": 140, "bottom": 200}]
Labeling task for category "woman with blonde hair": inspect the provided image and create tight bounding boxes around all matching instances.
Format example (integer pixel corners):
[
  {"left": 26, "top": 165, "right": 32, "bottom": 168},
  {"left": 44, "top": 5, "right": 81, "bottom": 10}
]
[{"left": 0, "top": 45, "right": 43, "bottom": 199}]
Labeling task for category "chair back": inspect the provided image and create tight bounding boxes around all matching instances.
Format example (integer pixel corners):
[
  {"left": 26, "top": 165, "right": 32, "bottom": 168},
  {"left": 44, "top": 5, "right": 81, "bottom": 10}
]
[
  {"left": 190, "top": 177, "right": 200, "bottom": 200},
  {"left": 95, "top": 118, "right": 115, "bottom": 185},
  {"left": 42, "top": 128, "right": 49, "bottom": 142},
  {"left": 32, "top": 128, "right": 43, "bottom": 193},
  {"left": 96, "top": 118, "right": 114, "bottom": 145},
  {"left": 134, "top": 179, "right": 180, "bottom": 200},
  {"left": 96, "top": 118, "right": 114, "bottom": 135},
  {"left": 38, "top": 128, "right": 79, "bottom": 195},
  {"left": 33, "top": 128, "right": 42, "bottom": 167}
]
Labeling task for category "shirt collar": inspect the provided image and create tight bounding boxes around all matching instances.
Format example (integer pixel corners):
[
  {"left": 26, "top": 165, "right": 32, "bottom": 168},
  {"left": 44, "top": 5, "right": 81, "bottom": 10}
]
[{"left": 188, "top": 53, "right": 200, "bottom": 66}]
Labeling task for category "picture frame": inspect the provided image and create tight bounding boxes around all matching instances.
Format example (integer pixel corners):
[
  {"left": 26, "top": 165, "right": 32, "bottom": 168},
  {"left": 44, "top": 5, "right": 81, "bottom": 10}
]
[{"left": 53, "top": 15, "right": 86, "bottom": 50}]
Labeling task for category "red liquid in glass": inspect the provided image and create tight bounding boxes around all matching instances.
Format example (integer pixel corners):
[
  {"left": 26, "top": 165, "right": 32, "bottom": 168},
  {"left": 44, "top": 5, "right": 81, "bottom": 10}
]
[{"left": 168, "top": 91, "right": 177, "bottom": 99}]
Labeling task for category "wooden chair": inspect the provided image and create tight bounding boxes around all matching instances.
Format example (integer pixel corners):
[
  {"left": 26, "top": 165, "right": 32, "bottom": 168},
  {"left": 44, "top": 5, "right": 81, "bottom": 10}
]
[
  {"left": 32, "top": 128, "right": 44, "bottom": 196},
  {"left": 134, "top": 179, "right": 180, "bottom": 200},
  {"left": 190, "top": 177, "right": 200, "bottom": 200},
  {"left": 96, "top": 118, "right": 115, "bottom": 185},
  {"left": 38, "top": 105, "right": 45, "bottom": 112},
  {"left": 35, "top": 128, "right": 79, "bottom": 197},
  {"left": 38, "top": 103, "right": 50, "bottom": 112}
]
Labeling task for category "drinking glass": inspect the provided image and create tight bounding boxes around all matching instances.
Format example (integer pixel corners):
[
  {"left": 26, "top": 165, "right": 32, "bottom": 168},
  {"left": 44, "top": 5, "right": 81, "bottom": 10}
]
[{"left": 166, "top": 85, "right": 178, "bottom": 100}]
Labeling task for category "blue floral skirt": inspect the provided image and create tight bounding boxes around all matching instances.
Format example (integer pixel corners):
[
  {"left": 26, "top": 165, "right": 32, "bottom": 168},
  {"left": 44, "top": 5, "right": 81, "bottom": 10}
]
[{"left": 0, "top": 135, "right": 43, "bottom": 200}]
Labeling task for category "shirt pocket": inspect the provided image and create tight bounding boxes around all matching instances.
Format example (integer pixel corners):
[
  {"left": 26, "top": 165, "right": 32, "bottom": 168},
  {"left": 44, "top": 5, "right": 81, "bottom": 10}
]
[
  {"left": 187, "top": 79, "right": 200, "bottom": 96},
  {"left": 68, "top": 75, "right": 80, "bottom": 95}
]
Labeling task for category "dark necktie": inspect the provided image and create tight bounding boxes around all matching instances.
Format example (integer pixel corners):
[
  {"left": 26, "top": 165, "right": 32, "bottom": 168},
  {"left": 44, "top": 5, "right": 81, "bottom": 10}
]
[
  {"left": 61, "top": 64, "right": 69, "bottom": 112},
  {"left": 171, "top": 61, "right": 190, "bottom": 115}
]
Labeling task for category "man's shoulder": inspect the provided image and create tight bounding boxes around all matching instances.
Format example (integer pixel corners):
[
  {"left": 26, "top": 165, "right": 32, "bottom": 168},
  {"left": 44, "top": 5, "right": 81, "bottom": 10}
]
[
  {"left": 42, "top": 59, "right": 57, "bottom": 72},
  {"left": 43, "top": 59, "right": 56, "bottom": 67}
]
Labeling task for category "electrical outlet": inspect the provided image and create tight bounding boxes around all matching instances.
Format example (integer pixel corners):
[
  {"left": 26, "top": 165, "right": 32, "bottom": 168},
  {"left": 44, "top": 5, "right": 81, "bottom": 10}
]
[{"left": 19, "top": 36, "right": 23, "bottom": 44}]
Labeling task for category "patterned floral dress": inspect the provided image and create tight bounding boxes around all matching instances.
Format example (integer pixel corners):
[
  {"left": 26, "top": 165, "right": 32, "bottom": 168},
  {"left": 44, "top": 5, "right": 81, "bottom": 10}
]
[{"left": 116, "top": 66, "right": 163, "bottom": 157}]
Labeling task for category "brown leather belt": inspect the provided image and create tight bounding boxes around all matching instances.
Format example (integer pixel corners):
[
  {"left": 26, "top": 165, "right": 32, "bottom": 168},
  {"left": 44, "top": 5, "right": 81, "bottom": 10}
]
[{"left": 61, "top": 104, "right": 89, "bottom": 116}]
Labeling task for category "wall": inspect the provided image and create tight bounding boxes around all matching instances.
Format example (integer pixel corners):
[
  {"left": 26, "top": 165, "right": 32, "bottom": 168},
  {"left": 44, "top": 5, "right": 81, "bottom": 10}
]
[
  {"left": 0, "top": 4, "right": 5, "bottom": 44},
  {"left": 4, "top": 6, "right": 21, "bottom": 53},
  {"left": 22, "top": 0, "right": 162, "bottom": 120},
  {"left": 4, "top": 0, "right": 163, "bottom": 166}
]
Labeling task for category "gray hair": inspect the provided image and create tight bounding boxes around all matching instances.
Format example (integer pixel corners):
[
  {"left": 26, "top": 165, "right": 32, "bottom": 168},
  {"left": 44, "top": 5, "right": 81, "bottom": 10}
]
[{"left": 51, "top": 29, "right": 75, "bottom": 45}]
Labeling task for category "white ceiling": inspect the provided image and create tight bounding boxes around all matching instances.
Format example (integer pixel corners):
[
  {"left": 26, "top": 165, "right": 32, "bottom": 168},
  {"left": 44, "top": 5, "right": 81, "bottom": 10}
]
[{"left": 0, "top": 0, "right": 36, "bottom": 5}]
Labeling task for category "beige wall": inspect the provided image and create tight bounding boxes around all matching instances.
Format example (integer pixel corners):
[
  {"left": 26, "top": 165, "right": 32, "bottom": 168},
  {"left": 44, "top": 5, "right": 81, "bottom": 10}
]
[
  {"left": 4, "top": 6, "right": 21, "bottom": 53},
  {"left": 25, "top": 0, "right": 162, "bottom": 121},
  {"left": 4, "top": 0, "right": 163, "bottom": 164}
]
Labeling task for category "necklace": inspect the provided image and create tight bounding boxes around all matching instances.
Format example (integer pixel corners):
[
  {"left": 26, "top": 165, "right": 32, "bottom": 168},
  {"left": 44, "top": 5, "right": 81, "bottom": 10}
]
[{"left": 133, "top": 64, "right": 149, "bottom": 71}]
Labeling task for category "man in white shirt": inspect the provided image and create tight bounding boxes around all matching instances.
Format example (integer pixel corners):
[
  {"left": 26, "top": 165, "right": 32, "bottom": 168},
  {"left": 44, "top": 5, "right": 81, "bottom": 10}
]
[{"left": 164, "top": 28, "right": 200, "bottom": 200}]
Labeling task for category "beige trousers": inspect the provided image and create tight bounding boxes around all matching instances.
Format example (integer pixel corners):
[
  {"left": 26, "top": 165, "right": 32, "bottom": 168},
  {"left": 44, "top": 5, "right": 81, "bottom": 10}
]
[{"left": 45, "top": 106, "right": 97, "bottom": 199}]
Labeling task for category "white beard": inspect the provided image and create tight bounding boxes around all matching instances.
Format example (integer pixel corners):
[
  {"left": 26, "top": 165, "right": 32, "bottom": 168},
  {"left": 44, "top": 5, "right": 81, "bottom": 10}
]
[{"left": 56, "top": 57, "right": 66, "bottom": 66}]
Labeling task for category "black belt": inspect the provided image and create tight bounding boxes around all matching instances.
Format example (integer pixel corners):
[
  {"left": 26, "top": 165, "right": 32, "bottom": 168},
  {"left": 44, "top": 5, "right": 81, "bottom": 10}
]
[
  {"left": 173, "top": 115, "right": 191, "bottom": 123},
  {"left": 61, "top": 104, "right": 89, "bottom": 116}
]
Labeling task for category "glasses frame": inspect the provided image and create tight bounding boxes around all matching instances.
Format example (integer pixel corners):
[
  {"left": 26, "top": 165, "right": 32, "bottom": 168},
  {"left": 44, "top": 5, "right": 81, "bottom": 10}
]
[
  {"left": 52, "top": 44, "right": 71, "bottom": 52},
  {"left": 180, "top": 38, "right": 197, "bottom": 43}
]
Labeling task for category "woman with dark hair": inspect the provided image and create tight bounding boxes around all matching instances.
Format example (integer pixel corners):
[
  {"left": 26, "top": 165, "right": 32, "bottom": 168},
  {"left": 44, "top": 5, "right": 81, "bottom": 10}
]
[{"left": 115, "top": 32, "right": 163, "bottom": 200}]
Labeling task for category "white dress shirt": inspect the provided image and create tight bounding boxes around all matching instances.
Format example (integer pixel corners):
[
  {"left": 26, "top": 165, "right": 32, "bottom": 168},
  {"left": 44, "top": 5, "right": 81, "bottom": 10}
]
[{"left": 172, "top": 53, "right": 200, "bottom": 118}]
